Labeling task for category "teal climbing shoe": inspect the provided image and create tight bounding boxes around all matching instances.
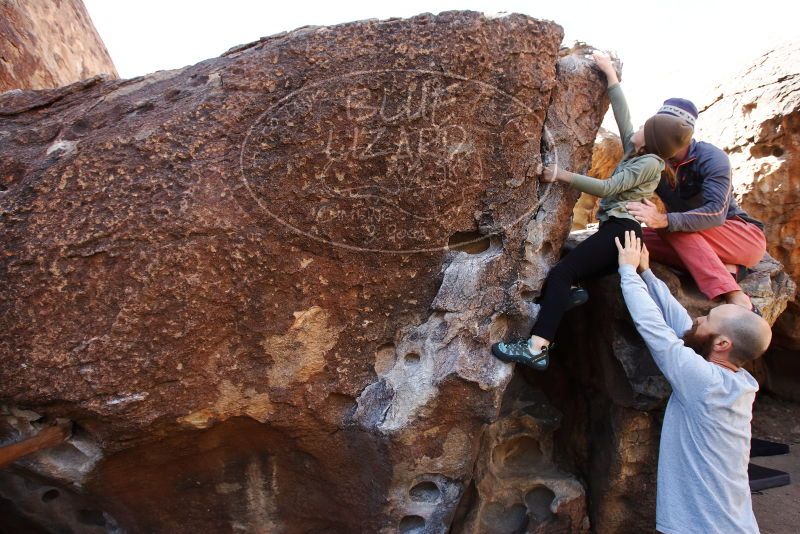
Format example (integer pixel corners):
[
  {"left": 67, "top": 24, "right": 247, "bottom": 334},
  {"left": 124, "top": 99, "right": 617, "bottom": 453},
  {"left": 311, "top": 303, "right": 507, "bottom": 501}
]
[{"left": 491, "top": 338, "right": 552, "bottom": 371}]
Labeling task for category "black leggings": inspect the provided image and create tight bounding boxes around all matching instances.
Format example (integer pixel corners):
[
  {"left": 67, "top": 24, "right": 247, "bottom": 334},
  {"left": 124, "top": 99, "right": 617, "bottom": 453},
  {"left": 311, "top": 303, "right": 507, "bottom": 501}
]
[{"left": 531, "top": 217, "right": 642, "bottom": 342}]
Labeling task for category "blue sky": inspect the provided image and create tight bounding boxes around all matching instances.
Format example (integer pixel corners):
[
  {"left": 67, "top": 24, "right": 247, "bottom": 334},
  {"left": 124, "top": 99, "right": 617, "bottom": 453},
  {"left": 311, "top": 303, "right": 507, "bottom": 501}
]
[{"left": 84, "top": 0, "right": 800, "bottom": 129}]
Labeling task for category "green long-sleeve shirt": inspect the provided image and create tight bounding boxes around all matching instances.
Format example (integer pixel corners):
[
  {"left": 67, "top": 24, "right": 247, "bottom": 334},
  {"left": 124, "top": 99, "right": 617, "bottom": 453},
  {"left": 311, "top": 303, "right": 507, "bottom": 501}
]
[{"left": 569, "top": 83, "right": 664, "bottom": 224}]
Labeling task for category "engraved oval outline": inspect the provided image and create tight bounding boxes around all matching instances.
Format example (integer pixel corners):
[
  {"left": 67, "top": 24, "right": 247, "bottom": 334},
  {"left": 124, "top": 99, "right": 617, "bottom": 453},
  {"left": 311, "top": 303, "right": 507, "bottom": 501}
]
[{"left": 239, "top": 68, "right": 557, "bottom": 254}]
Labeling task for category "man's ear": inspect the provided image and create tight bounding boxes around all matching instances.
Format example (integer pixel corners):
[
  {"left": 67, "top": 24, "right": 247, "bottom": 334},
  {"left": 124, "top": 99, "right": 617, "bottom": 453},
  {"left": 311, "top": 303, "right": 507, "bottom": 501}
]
[{"left": 713, "top": 336, "right": 731, "bottom": 352}]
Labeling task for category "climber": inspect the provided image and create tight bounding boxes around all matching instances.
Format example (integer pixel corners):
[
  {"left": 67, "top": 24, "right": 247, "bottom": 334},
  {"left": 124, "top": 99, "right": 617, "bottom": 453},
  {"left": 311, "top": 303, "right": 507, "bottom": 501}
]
[
  {"left": 624, "top": 98, "right": 766, "bottom": 312},
  {"left": 0, "top": 420, "right": 72, "bottom": 470},
  {"left": 491, "top": 50, "right": 693, "bottom": 371},
  {"left": 616, "top": 230, "right": 771, "bottom": 534}
]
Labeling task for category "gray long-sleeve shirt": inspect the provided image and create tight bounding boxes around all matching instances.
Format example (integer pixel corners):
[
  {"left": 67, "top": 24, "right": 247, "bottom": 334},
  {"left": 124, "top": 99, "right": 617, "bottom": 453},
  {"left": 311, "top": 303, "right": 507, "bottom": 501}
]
[{"left": 618, "top": 264, "right": 759, "bottom": 534}]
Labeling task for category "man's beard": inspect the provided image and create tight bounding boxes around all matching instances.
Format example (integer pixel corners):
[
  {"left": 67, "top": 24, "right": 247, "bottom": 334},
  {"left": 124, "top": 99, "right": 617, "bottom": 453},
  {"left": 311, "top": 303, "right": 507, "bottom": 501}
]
[{"left": 682, "top": 324, "right": 714, "bottom": 359}]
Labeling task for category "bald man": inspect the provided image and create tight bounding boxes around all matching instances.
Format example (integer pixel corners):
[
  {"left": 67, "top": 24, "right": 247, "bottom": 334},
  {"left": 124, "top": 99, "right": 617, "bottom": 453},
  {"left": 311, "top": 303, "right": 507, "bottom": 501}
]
[{"left": 615, "top": 231, "right": 772, "bottom": 534}]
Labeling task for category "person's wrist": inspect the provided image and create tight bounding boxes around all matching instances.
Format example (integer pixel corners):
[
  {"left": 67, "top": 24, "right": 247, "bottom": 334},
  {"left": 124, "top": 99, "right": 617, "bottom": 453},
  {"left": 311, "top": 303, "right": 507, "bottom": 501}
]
[{"left": 556, "top": 169, "right": 573, "bottom": 183}]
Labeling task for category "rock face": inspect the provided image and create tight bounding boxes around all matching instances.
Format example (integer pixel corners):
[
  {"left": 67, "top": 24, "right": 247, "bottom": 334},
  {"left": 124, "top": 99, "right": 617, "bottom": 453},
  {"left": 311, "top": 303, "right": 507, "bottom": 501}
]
[
  {"left": 0, "top": 0, "right": 117, "bottom": 92},
  {"left": 452, "top": 374, "right": 588, "bottom": 533},
  {"left": 696, "top": 42, "right": 800, "bottom": 400},
  {"left": 571, "top": 128, "right": 623, "bottom": 230},
  {"left": 0, "top": 12, "right": 614, "bottom": 532}
]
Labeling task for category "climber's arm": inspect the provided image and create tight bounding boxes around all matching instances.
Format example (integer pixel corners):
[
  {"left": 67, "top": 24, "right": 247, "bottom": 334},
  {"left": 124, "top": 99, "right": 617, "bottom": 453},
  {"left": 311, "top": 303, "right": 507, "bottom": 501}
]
[
  {"left": 607, "top": 83, "right": 635, "bottom": 155},
  {"left": 616, "top": 233, "right": 715, "bottom": 402},
  {"left": 568, "top": 156, "right": 660, "bottom": 198},
  {"left": 639, "top": 269, "right": 693, "bottom": 338},
  {"left": 618, "top": 264, "right": 715, "bottom": 402},
  {"left": 542, "top": 156, "right": 660, "bottom": 197},
  {"left": 591, "top": 51, "right": 634, "bottom": 154}
]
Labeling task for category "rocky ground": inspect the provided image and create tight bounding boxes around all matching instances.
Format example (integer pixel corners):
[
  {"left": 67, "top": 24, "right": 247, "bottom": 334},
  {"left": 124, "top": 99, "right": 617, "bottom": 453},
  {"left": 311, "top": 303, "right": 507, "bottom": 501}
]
[{"left": 751, "top": 394, "right": 800, "bottom": 534}]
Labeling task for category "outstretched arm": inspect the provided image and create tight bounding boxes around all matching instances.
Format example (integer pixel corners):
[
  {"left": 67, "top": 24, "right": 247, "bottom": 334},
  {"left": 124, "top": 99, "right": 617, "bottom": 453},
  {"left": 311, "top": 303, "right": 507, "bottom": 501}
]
[
  {"left": 616, "top": 233, "right": 714, "bottom": 404},
  {"left": 639, "top": 270, "right": 693, "bottom": 337},
  {"left": 637, "top": 244, "right": 693, "bottom": 337},
  {"left": 591, "top": 51, "right": 635, "bottom": 155},
  {"left": 541, "top": 155, "right": 661, "bottom": 198},
  {"left": 567, "top": 156, "right": 660, "bottom": 198}
]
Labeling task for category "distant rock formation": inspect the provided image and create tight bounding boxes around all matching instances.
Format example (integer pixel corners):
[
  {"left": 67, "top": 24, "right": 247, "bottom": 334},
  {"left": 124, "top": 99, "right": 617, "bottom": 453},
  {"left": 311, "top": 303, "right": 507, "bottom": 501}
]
[
  {"left": 697, "top": 41, "right": 800, "bottom": 400},
  {"left": 0, "top": 0, "right": 117, "bottom": 92}
]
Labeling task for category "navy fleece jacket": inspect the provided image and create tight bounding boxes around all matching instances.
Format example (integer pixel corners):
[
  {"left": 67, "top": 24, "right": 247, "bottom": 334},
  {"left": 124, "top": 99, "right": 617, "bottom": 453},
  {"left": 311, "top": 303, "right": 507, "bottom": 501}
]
[{"left": 656, "top": 140, "right": 764, "bottom": 233}]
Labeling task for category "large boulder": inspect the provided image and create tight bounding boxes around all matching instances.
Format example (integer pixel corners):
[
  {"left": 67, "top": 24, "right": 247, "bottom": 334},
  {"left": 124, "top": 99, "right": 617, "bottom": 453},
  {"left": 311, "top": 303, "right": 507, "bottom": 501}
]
[
  {"left": 0, "top": 0, "right": 117, "bottom": 92},
  {"left": 0, "top": 12, "right": 612, "bottom": 532},
  {"left": 696, "top": 42, "right": 800, "bottom": 399}
]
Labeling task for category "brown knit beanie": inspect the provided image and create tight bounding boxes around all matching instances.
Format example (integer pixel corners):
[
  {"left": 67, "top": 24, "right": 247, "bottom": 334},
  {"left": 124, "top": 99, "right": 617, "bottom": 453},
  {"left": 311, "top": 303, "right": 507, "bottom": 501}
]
[{"left": 643, "top": 114, "right": 693, "bottom": 159}]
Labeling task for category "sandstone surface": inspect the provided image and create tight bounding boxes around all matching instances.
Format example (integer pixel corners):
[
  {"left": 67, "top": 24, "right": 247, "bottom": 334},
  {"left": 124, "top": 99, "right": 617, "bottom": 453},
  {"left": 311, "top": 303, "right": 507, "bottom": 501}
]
[
  {"left": 0, "top": 0, "right": 117, "bottom": 92},
  {"left": 697, "top": 42, "right": 800, "bottom": 399},
  {"left": 0, "top": 12, "right": 610, "bottom": 532}
]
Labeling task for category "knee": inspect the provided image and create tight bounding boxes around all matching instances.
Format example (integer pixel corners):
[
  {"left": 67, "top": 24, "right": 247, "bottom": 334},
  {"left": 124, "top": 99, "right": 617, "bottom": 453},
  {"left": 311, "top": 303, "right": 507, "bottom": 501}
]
[{"left": 744, "top": 248, "right": 767, "bottom": 268}]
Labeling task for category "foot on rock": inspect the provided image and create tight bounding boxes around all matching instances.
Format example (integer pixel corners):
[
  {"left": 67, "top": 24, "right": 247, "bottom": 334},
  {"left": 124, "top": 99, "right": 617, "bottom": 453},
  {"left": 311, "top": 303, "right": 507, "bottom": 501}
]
[{"left": 491, "top": 339, "right": 552, "bottom": 371}]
